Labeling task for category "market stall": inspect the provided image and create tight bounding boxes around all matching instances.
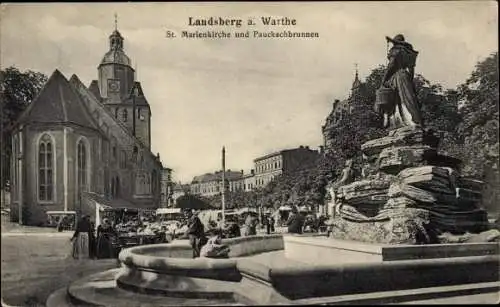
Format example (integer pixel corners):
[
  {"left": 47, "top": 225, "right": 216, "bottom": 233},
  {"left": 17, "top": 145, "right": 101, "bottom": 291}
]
[{"left": 82, "top": 192, "right": 166, "bottom": 253}]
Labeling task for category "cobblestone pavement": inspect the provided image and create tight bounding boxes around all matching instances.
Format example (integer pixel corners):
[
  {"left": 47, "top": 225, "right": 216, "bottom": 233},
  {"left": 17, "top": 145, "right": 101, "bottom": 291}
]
[{"left": 1, "top": 233, "right": 118, "bottom": 306}]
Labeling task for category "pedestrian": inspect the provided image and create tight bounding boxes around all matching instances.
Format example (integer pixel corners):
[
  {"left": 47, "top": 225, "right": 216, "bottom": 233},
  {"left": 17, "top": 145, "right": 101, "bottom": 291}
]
[
  {"left": 200, "top": 233, "right": 230, "bottom": 259},
  {"left": 264, "top": 214, "right": 271, "bottom": 235},
  {"left": 96, "top": 218, "right": 117, "bottom": 259},
  {"left": 286, "top": 206, "right": 305, "bottom": 234},
  {"left": 89, "top": 222, "right": 97, "bottom": 259},
  {"left": 269, "top": 215, "right": 275, "bottom": 233},
  {"left": 57, "top": 216, "right": 66, "bottom": 232},
  {"left": 71, "top": 215, "right": 92, "bottom": 260},
  {"left": 243, "top": 214, "right": 258, "bottom": 236},
  {"left": 184, "top": 209, "right": 206, "bottom": 258}
]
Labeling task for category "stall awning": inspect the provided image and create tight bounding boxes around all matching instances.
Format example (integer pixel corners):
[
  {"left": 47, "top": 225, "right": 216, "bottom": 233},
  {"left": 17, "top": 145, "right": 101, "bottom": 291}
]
[
  {"left": 157, "top": 208, "right": 182, "bottom": 215},
  {"left": 83, "top": 192, "right": 155, "bottom": 211}
]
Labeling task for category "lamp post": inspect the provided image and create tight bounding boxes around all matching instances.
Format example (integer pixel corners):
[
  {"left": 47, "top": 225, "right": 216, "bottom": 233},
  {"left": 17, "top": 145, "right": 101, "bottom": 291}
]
[{"left": 221, "top": 146, "right": 226, "bottom": 227}]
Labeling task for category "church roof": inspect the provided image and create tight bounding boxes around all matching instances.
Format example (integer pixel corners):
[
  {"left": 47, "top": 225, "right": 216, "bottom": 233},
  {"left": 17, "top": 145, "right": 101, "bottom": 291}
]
[
  {"left": 89, "top": 80, "right": 101, "bottom": 100},
  {"left": 123, "top": 82, "right": 150, "bottom": 106},
  {"left": 15, "top": 69, "right": 100, "bottom": 131},
  {"left": 100, "top": 49, "right": 131, "bottom": 66}
]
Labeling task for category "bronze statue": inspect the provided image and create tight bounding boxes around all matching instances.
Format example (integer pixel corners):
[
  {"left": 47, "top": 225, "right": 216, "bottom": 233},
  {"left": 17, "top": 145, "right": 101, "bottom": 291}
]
[{"left": 376, "top": 34, "right": 423, "bottom": 129}]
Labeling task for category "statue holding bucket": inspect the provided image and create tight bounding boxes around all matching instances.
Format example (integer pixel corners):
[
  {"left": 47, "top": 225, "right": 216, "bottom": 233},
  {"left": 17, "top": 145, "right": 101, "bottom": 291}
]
[{"left": 375, "top": 34, "right": 423, "bottom": 129}]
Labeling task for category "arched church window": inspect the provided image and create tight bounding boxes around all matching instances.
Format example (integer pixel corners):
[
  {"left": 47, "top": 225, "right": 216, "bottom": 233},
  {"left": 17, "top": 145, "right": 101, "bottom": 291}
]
[
  {"left": 122, "top": 109, "right": 128, "bottom": 122},
  {"left": 77, "top": 138, "right": 89, "bottom": 192},
  {"left": 38, "top": 134, "right": 54, "bottom": 202},
  {"left": 120, "top": 150, "right": 127, "bottom": 169},
  {"left": 115, "top": 108, "right": 119, "bottom": 119}
]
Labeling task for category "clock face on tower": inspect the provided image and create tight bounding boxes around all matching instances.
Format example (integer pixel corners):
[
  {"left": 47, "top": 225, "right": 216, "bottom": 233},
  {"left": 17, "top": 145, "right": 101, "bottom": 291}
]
[{"left": 108, "top": 80, "right": 120, "bottom": 93}]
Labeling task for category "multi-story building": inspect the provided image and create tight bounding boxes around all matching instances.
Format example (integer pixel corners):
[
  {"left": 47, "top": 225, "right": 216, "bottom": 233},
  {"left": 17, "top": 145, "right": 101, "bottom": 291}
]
[
  {"left": 9, "top": 20, "right": 168, "bottom": 225},
  {"left": 190, "top": 170, "right": 246, "bottom": 197},
  {"left": 242, "top": 170, "right": 256, "bottom": 192},
  {"left": 253, "top": 146, "right": 320, "bottom": 188}
]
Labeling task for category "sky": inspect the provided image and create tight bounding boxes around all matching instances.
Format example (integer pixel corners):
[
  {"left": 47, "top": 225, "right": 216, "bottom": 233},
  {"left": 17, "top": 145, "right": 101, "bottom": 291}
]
[{"left": 1, "top": 1, "right": 498, "bottom": 183}]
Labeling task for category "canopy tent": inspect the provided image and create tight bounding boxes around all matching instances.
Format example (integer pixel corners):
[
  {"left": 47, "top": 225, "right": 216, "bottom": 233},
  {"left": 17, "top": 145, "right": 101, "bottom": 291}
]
[
  {"left": 156, "top": 208, "right": 182, "bottom": 215},
  {"left": 82, "top": 192, "right": 156, "bottom": 228}
]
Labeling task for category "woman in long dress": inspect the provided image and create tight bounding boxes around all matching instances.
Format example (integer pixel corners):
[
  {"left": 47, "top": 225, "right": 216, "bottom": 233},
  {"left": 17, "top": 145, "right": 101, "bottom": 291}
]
[
  {"left": 96, "top": 218, "right": 117, "bottom": 259},
  {"left": 377, "top": 34, "right": 423, "bottom": 129},
  {"left": 71, "top": 215, "right": 91, "bottom": 260}
]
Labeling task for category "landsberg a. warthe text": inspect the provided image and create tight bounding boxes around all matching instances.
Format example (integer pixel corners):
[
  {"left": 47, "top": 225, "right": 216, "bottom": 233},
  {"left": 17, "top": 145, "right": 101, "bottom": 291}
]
[{"left": 188, "top": 16, "right": 297, "bottom": 27}]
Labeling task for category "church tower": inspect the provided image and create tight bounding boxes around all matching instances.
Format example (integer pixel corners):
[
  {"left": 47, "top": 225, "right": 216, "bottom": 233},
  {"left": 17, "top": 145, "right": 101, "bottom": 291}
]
[
  {"left": 95, "top": 15, "right": 152, "bottom": 149},
  {"left": 98, "top": 15, "right": 135, "bottom": 102}
]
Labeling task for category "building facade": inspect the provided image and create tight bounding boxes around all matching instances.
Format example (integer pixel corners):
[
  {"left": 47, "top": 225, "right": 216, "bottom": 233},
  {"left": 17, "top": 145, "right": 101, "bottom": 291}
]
[
  {"left": 190, "top": 170, "right": 248, "bottom": 197},
  {"left": 160, "top": 167, "right": 173, "bottom": 208},
  {"left": 253, "top": 146, "right": 320, "bottom": 189},
  {"left": 322, "top": 69, "right": 364, "bottom": 152},
  {"left": 9, "top": 24, "right": 169, "bottom": 225}
]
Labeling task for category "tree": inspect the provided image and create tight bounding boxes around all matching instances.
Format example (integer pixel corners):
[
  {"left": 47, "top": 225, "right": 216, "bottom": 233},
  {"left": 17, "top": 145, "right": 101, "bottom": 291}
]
[
  {"left": 455, "top": 52, "right": 499, "bottom": 215},
  {"left": 175, "top": 194, "right": 213, "bottom": 210},
  {"left": 1, "top": 67, "right": 48, "bottom": 188}
]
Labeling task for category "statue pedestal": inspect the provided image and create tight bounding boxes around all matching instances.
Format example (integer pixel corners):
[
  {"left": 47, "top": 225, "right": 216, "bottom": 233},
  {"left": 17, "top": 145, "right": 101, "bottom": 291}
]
[
  {"left": 284, "top": 235, "right": 499, "bottom": 265},
  {"left": 328, "top": 126, "right": 489, "bottom": 244}
]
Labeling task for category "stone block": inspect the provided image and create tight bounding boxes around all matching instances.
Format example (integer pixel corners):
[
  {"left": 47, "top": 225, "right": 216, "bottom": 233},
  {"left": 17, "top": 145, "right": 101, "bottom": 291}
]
[
  {"left": 361, "top": 127, "right": 439, "bottom": 156},
  {"left": 456, "top": 188, "right": 482, "bottom": 202},
  {"left": 398, "top": 165, "right": 454, "bottom": 179},
  {"left": 337, "top": 179, "right": 391, "bottom": 195},
  {"left": 378, "top": 146, "right": 437, "bottom": 175},
  {"left": 458, "top": 177, "right": 484, "bottom": 192},
  {"left": 383, "top": 197, "right": 419, "bottom": 210},
  {"left": 388, "top": 182, "right": 438, "bottom": 204}
]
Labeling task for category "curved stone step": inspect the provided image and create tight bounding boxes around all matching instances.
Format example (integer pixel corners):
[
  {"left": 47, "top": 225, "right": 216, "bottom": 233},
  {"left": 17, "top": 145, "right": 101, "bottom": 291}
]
[
  {"left": 67, "top": 268, "right": 244, "bottom": 306},
  {"left": 46, "top": 286, "right": 75, "bottom": 307}
]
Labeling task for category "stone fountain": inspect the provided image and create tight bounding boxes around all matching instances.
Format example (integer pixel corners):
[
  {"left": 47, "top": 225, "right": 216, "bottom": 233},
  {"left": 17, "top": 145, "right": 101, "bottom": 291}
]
[{"left": 47, "top": 34, "right": 499, "bottom": 306}]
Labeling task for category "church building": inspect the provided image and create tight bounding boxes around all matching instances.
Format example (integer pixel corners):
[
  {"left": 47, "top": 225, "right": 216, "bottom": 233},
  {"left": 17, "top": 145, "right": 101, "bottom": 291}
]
[{"left": 9, "top": 21, "right": 167, "bottom": 225}]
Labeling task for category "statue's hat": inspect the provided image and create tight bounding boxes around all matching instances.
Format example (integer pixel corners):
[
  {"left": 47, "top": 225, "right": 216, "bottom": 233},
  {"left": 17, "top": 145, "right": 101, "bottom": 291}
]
[{"left": 386, "top": 34, "right": 411, "bottom": 46}]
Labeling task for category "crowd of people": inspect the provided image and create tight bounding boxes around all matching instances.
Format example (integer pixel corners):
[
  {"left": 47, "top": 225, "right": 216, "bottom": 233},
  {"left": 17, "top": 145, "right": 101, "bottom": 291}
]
[
  {"left": 69, "top": 206, "right": 330, "bottom": 260},
  {"left": 70, "top": 216, "right": 118, "bottom": 260}
]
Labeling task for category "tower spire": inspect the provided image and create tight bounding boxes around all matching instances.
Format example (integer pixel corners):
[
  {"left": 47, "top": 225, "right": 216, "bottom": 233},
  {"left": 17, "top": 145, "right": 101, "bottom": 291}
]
[
  {"left": 351, "top": 62, "right": 362, "bottom": 91},
  {"left": 114, "top": 13, "right": 118, "bottom": 31}
]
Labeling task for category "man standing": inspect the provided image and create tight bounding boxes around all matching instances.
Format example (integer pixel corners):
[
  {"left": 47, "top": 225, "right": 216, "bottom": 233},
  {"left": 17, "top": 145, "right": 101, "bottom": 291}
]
[{"left": 184, "top": 209, "right": 206, "bottom": 258}]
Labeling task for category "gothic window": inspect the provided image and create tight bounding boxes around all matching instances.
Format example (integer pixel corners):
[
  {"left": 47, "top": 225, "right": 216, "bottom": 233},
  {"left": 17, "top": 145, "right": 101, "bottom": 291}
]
[
  {"left": 38, "top": 134, "right": 54, "bottom": 202},
  {"left": 137, "top": 108, "right": 141, "bottom": 119},
  {"left": 120, "top": 150, "right": 127, "bottom": 169},
  {"left": 115, "top": 108, "right": 119, "bottom": 119},
  {"left": 77, "top": 139, "right": 89, "bottom": 192},
  {"left": 122, "top": 109, "right": 128, "bottom": 122},
  {"left": 133, "top": 146, "right": 138, "bottom": 161}
]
